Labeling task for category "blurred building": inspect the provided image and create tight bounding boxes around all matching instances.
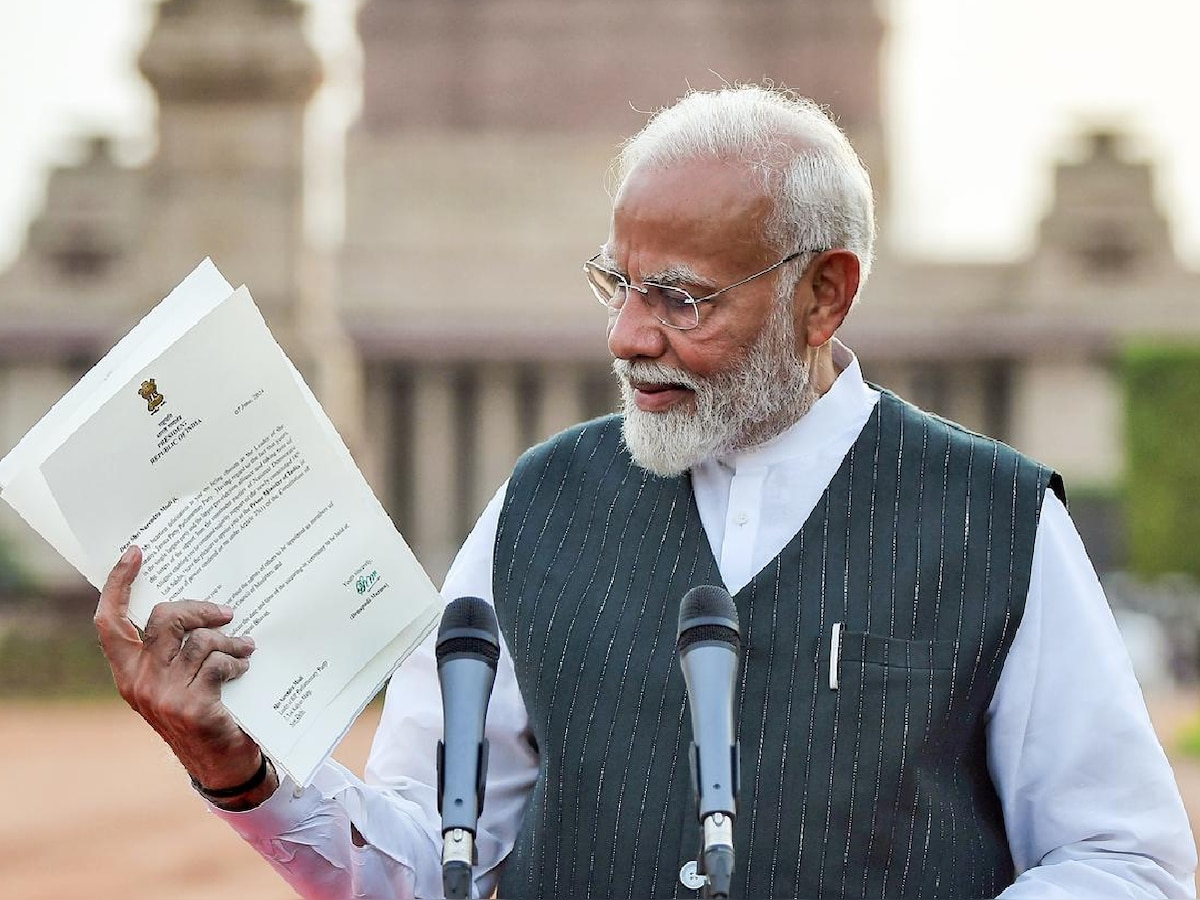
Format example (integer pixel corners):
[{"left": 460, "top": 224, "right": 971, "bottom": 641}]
[{"left": 0, "top": 0, "right": 1197, "bottom": 586}]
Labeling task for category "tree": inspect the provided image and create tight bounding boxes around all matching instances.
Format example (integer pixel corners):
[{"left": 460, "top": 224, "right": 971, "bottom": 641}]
[{"left": 1123, "top": 345, "right": 1200, "bottom": 579}]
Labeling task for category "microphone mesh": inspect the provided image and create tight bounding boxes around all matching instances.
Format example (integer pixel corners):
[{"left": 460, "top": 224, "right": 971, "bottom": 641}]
[
  {"left": 436, "top": 596, "right": 501, "bottom": 664},
  {"left": 678, "top": 585, "right": 739, "bottom": 628},
  {"left": 438, "top": 596, "right": 499, "bottom": 638},
  {"left": 677, "top": 585, "right": 741, "bottom": 652},
  {"left": 437, "top": 635, "right": 501, "bottom": 664},
  {"left": 677, "top": 623, "right": 740, "bottom": 653}
]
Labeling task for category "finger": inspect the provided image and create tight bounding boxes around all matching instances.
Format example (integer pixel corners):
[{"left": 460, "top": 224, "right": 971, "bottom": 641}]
[
  {"left": 193, "top": 650, "right": 252, "bottom": 690},
  {"left": 174, "top": 628, "right": 255, "bottom": 680},
  {"left": 142, "top": 600, "right": 236, "bottom": 667},
  {"left": 94, "top": 546, "right": 144, "bottom": 666}
]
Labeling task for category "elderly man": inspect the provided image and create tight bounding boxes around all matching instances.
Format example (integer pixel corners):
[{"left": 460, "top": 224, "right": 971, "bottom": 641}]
[{"left": 96, "top": 86, "right": 1196, "bottom": 898}]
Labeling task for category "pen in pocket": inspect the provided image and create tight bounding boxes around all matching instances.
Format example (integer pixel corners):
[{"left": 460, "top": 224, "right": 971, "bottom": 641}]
[{"left": 829, "top": 621, "right": 843, "bottom": 691}]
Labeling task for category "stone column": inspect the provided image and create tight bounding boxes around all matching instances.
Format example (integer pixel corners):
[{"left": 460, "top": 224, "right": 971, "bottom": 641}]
[
  {"left": 947, "top": 364, "right": 987, "bottom": 435},
  {"left": 473, "top": 362, "right": 523, "bottom": 519},
  {"left": 1009, "top": 356, "right": 1121, "bottom": 487},
  {"left": 358, "top": 363, "right": 393, "bottom": 499},
  {"left": 411, "top": 364, "right": 459, "bottom": 582},
  {"left": 535, "top": 362, "right": 586, "bottom": 442}
]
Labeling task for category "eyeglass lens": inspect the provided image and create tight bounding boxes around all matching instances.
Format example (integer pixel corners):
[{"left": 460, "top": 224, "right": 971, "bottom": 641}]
[{"left": 585, "top": 262, "right": 699, "bottom": 330}]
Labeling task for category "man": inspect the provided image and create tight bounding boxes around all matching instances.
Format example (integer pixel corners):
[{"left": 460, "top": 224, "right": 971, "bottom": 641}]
[{"left": 96, "top": 86, "right": 1196, "bottom": 898}]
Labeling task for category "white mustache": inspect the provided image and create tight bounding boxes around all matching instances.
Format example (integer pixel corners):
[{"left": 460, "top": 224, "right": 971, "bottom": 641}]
[{"left": 612, "top": 359, "right": 704, "bottom": 391}]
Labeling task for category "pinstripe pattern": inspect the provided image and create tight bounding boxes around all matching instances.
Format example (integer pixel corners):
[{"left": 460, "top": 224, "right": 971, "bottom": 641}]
[{"left": 494, "top": 391, "right": 1056, "bottom": 899}]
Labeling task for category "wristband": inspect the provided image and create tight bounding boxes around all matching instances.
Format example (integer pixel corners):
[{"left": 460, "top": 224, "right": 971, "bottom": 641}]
[{"left": 190, "top": 752, "right": 270, "bottom": 799}]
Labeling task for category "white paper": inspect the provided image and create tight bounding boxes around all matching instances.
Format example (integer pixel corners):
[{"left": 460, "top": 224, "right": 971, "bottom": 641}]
[
  {"left": 0, "top": 259, "right": 232, "bottom": 487},
  {"left": 0, "top": 260, "right": 235, "bottom": 575},
  {"left": 0, "top": 262, "right": 442, "bottom": 784}
]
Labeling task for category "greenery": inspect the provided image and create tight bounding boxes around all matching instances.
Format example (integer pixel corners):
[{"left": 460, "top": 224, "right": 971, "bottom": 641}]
[
  {"left": 1178, "top": 716, "right": 1200, "bottom": 758},
  {"left": 0, "top": 534, "right": 32, "bottom": 593},
  {"left": 1122, "top": 344, "right": 1200, "bottom": 579},
  {"left": 0, "top": 626, "right": 116, "bottom": 698}
]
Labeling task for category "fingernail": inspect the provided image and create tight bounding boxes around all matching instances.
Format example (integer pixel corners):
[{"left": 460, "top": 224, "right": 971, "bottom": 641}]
[
  {"left": 244, "top": 637, "right": 256, "bottom": 649},
  {"left": 120, "top": 546, "right": 138, "bottom": 564},
  {"left": 218, "top": 604, "right": 235, "bottom": 616}
]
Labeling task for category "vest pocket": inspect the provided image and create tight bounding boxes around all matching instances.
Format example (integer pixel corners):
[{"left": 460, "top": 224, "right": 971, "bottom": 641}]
[
  {"left": 827, "top": 629, "right": 958, "bottom": 725},
  {"left": 837, "top": 630, "right": 957, "bottom": 671},
  {"left": 815, "top": 629, "right": 961, "bottom": 888}
]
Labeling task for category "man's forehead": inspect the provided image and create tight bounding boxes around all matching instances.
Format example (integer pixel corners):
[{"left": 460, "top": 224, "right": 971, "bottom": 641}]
[
  {"left": 606, "top": 160, "right": 775, "bottom": 279},
  {"left": 614, "top": 157, "right": 767, "bottom": 206}
]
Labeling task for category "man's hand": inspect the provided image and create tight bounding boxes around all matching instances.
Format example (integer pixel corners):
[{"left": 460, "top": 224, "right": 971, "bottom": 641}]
[{"left": 94, "top": 546, "right": 276, "bottom": 805}]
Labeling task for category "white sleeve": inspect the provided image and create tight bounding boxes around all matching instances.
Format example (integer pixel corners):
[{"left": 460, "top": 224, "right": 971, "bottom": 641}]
[
  {"left": 211, "top": 481, "right": 538, "bottom": 900},
  {"left": 989, "top": 492, "right": 1197, "bottom": 899}
]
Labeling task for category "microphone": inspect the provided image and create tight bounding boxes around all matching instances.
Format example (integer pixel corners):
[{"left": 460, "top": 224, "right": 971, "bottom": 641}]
[
  {"left": 677, "top": 585, "right": 741, "bottom": 900},
  {"left": 436, "top": 596, "right": 501, "bottom": 900}
]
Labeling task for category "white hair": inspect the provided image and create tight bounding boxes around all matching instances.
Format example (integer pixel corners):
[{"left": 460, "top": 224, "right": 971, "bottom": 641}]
[{"left": 615, "top": 85, "right": 877, "bottom": 300}]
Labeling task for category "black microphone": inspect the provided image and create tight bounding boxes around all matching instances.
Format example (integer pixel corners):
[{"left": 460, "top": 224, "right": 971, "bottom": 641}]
[
  {"left": 436, "top": 596, "right": 501, "bottom": 900},
  {"left": 677, "top": 585, "right": 741, "bottom": 900}
]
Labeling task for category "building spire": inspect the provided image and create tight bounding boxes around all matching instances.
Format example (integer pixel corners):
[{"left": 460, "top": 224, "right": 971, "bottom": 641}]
[{"left": 139, "top": 0, "right": 320, "bottom": 104}]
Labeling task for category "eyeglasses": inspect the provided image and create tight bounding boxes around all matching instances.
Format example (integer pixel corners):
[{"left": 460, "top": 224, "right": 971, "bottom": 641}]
[{"left": 583, "top": 247, "right": 823, "bottom": 331}]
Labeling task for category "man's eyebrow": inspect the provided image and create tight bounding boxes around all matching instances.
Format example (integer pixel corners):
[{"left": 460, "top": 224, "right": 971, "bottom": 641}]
[
  {"left": 595, "top": 250, "right": 713, "bottom": 289},
  {"left": 646, "top": 262, "right": 712, "bottom": 290},
  {"left": 596, "top": 249, "right": 618, "bottom": 270}
]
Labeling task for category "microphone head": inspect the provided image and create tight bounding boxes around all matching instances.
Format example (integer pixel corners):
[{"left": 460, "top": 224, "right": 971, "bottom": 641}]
[
  {"left": 436, "top": 596, "right": 501, "bottom": 667},
  {"left": 677, "top": 585, "right": 740, "bottom": 653}
]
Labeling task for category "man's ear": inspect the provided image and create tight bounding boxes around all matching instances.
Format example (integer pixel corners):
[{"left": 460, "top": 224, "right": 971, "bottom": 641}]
[{"left": 797, "top": 250, "right": 860, "bottom": 348}]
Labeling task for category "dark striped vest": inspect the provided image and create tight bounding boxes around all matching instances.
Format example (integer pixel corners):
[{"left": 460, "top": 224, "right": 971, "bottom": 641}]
[{"left": 492, "top": 391, "right": 1060, "bottom": 899}]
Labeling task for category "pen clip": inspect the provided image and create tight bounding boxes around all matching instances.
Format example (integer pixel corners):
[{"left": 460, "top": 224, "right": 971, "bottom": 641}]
[{"left": 829, "top": 622, "right": 842, "bottom": 691}]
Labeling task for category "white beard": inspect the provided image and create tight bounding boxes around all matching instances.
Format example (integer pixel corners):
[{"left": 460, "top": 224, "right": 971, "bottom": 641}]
[{"left": 614, "top": 300, "right": 817, "bottom": 477}]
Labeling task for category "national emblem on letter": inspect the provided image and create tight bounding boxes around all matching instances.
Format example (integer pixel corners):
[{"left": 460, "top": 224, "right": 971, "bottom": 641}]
[{"left": 138, "top": 379, "right": 165, "bottom": 413}]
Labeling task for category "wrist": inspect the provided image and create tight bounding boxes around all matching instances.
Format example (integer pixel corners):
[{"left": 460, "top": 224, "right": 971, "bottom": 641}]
[{"left": 190, "top": 752, "right": 279, "bottom": 811}]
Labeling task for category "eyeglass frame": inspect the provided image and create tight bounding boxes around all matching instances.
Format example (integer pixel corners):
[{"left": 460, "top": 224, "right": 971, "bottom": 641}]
[{"left": 583, "top": 246, "right": 826, "bottom": 331}]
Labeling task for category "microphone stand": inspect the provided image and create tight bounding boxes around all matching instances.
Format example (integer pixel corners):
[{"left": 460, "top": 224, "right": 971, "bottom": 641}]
[
  {"left": 441, "top": 826, "right": 475, "bottom": 900},
  {"left": 435, "top": 596, "right": 500, "bottom": 900},
  {"left": 700, "top": 812, "right": 735, "bottom": 899},
  {"left": 677, "top": 584, "right": 742, "bottom": 900}
]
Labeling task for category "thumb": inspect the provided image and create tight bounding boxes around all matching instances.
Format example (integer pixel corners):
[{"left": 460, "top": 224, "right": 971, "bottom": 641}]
[{"left": 94, "top": 545, "right": 144, "bottom": 667}]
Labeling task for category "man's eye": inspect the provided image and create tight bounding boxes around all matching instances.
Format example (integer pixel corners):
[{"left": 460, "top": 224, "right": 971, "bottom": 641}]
[{"left": 650, "top": 285, "right": 696, "bottom": 309}]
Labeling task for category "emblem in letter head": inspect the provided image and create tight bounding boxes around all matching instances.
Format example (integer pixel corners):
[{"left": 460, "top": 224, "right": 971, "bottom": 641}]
[{"left": 138, "top": 379, "right": 165, "bottom": 413}]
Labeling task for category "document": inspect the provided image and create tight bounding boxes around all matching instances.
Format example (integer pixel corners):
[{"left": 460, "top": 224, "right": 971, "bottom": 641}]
[{"left": 0, "top": 260, "right": 443, "bottom": 784}]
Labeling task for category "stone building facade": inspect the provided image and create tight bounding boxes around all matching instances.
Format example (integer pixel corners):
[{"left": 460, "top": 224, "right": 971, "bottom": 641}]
[{"left": 0, "top": 0, "right": 1196, "bottom": 587}]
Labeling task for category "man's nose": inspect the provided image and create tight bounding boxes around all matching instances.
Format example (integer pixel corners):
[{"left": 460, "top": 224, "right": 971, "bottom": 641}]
[{"left": 606, "top": 288, "right": 669, "bottom": 361}]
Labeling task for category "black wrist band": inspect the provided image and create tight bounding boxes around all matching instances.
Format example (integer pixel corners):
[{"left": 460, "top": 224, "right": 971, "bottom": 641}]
[{"left": 191, "top": 752, "right": 270, "bottom": 799}]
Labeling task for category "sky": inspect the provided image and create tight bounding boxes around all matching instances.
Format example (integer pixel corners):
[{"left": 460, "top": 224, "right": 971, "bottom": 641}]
[{"left": 0, "top": 0, "right": 1199, "bottom": 271}]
